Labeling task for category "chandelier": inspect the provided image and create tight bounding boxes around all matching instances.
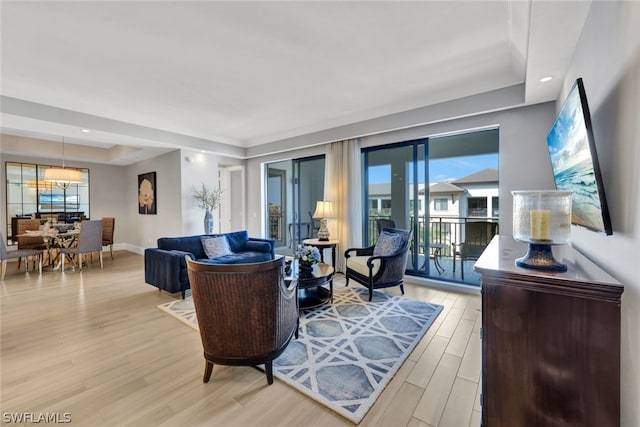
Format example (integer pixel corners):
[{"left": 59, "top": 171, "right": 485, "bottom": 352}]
[{"left": 44, "top": 137, "right": 83, "bottom": 189}]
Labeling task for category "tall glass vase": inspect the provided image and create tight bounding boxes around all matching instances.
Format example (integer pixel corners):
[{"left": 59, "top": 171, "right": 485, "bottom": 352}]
[{"left": 204, "top": 210, "right": 214, "bottom": 234}]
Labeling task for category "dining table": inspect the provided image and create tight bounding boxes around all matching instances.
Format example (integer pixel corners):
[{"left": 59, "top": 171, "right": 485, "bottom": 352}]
[{"left": 18, "top": 228, "right": 81, "bottom": 270}]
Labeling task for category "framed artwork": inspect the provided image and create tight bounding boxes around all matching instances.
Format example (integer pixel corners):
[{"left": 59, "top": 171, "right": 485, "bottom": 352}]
[{"left": 138, "top": 171, "right": 157, "bottom": 214}]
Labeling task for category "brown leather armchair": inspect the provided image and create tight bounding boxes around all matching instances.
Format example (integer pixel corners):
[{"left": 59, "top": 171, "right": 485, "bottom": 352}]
[{"left": 185, "top": 256, "right": 298, "bottom": 385}]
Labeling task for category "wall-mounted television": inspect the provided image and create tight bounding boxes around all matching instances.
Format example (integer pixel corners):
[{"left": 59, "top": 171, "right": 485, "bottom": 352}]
[{"left": 546, "top": 77, "right": 612, "bottom": 235}]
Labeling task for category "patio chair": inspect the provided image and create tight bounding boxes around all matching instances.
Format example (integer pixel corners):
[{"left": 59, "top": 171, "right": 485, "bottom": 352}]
[
  {"left": 375, "top": 218, "right": 396, "bottom": 236},
  {"left": 59, "top": 220, "right": 103, "bottom": 272},
  {"left": 344, "top": 227, "right": 412, "bottom": 301},
  {"left": 185, "top": 256, "right": 298, "bottom": 385},
  {"left": 454, "top": 221, "right": 499, "bottom": 280},
  {"left": 1, "top": 232, "right": 42, "bottom": 280}
]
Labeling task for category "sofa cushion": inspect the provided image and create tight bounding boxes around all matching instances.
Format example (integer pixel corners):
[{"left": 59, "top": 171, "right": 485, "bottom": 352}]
[
  {"left": 158, "top": 235, "right": 208, "bottom": 259},
  {"left": 201, "top": 236, "right": 233, "bottom": 259},
  {"left": 373, "top": 231, "right": 404, "bottom": 256},
  {"left": 224, "top": 230, "right": 249, "bottom": 252},
  {"left": 244, "top": 240, "right": 271, "bottom": 253},
  {"left": 197, "top": 251, "right": 272, "bottom": 265}
]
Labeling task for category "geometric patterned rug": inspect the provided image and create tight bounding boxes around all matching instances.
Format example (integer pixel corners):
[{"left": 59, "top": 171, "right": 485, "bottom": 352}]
[{"left": 158, "top": 287, "right": 443, "bottom": 423}]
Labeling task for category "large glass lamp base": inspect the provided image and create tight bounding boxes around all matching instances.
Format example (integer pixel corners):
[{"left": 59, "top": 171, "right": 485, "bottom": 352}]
[{"left": 516, "top": 243, "right": 567, "bottom": 272}]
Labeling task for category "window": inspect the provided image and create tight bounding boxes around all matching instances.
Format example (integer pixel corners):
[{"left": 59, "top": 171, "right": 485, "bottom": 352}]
[
  {"left": 370, "top": 199, "right": 379, "bottom": 210},
  {"left": 468, "top": 197, "right": 488, "bottom": 217},
  {"left": 5, "top": 162, "right": 90, "bottom": 242},
  {"left": 434, "top": 198, "right": 448, "bottom": 211},
  {"left": 492, "top": 196, "right": 499, "bottom": 217},
  {"left": 381, "top": 199, "right": 391, "bottom": 209}
]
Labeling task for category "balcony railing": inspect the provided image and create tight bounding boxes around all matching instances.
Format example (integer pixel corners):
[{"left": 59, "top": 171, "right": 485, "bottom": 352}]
[{"left": 367, "top": 215, "right": 499, "bottom": 258}]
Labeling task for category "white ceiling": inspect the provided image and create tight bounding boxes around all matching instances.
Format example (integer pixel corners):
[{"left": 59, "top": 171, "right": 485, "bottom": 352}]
[{"left": 0, "top": 0, "right": 592, "bottom": 165}]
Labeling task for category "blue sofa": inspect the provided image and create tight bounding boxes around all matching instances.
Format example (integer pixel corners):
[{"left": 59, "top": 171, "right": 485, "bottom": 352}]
[{"left": 144, "top": 230, "right": 275, "bottom": 298}]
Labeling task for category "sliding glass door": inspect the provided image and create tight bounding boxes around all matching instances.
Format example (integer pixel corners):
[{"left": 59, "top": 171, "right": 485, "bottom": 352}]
[
  {"left": 362, "top": 129, "right": 499, "bottom": 286},
  {"left": 363, "top": 140, "right": 431, "bottom": 275},
  {"left": 265, "top": 155, "right": 325, "bottom": 255}
]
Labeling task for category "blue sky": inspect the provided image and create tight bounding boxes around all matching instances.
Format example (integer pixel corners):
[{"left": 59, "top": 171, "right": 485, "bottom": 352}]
[{"left": 368, "top": 153, "right": 499, "bottom": 184}]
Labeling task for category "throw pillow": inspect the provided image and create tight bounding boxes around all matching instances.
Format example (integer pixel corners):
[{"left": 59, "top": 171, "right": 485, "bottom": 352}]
[
  {"left": 201, "top": 236, "right": 233, "bottom": 259},
  {"left": 373, "top": 231, "right": 404, "bottom": 256}
]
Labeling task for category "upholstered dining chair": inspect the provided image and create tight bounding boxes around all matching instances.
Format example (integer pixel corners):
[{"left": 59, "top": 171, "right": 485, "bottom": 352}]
[
  {"left": 16, "top": 218, "right": 46, "bottom": 269},
  {"left": 1, "top": 232, "right": 42, "bottom": 280},
  {"left": 185, "top": 256, "right": 298, "bottom": 385},
  {"left": 344, "top": 227, "right": 412, "bottom": 301},
  {"left": 59, "top": 220, "right": 103, "bottom": 272},
  {"left": 101, "top": 217, "right": 115, "bottom": 259}
]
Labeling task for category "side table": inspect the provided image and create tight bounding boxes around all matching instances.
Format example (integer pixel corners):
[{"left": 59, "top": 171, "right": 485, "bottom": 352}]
[
  {"left": 302, "top": 238, "right": 338, "bottom": 270},
  {"left": 302, "top": 238, "right": 338, "bottom": 301}
]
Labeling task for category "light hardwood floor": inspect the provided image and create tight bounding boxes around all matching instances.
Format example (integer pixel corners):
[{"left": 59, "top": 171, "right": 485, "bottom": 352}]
[{"left": 1, "top": 251, "right": 481, "bottom": 426}]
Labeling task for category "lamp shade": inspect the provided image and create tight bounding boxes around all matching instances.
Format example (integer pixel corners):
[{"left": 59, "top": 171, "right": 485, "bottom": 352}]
[
  {"left": 312, "top": 200, "right": 334, "bottom": 219},
  {"left": 44, "top": 167, "right": 83, "bottom": 185}
]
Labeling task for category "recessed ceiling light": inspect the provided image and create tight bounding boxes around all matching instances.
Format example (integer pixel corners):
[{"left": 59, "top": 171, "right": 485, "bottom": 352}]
[
  {"left": 81, "top": 129, "right": 91, "bottom": 133},
  {"left": 540, "top": 76, "right": 553, "bottom": 83}
]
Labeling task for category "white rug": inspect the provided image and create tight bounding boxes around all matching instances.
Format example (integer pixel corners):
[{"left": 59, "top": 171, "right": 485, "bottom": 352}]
[{"left": 159, "top": 287, "right": 443, "bottom": 423}]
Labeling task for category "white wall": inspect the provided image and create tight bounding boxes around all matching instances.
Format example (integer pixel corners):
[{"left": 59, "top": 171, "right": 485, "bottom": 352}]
[
  {"left": 561, "top": 2, "right": 640, "bottom": 425},
  {"left": 122, "top": 150, "right": 183, "bottom": 251}
]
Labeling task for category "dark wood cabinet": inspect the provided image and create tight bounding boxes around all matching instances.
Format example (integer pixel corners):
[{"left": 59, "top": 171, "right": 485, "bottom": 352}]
[{"left": 475, "top": 236, "right": 623, "bottom": 427}]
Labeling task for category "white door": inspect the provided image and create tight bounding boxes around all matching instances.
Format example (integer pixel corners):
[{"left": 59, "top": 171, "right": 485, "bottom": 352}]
[{"left": 219, "top": 165, "right": 245, "bottom": 233}]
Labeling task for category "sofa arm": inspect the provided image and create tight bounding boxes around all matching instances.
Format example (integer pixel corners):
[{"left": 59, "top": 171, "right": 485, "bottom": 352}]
[
  {"left": 144, "top": 248, "right": 194, "bottom": 293},
  {"left": 245, "top": 237, "right": 275, "bottom": 258}
]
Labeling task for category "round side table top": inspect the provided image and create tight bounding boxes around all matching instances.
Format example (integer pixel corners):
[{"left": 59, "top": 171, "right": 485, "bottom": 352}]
[{"left": 302, "top": 238, "right": 339, "bottom": 246}]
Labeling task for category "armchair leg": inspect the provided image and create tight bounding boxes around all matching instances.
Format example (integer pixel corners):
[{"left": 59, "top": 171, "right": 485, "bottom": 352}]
[
  {"left": 400, "top": 284, "right": 405, "bottom": 295},
  {"left": 461, "top": 259, "right": 464, "bottom": 280},
  {"left": 265, "top": 361, "right": 274, "bottom": 385},
  {"left": 203, "top": 360, "right": 214, "bottom": 383},
  {"left": 1, "top": 260, "right": 6, "bottom": 280}
]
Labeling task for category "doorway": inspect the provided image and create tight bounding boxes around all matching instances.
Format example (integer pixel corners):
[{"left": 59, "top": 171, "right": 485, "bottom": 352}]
[{"left": 265, "top": 155, "right": 325, "bottom": 255}]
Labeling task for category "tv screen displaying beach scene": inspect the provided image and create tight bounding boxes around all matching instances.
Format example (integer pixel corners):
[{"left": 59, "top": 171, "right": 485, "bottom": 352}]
[{"left": 546, "top": 78, "right": 612, "bottom": 235}]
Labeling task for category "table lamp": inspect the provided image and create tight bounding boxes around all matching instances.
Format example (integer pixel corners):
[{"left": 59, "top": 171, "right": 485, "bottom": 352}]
[
  {"left": 312, "top": 200, "right": 334, "bottom": 241},
  {"left": 512, "top": 190, "right": 572, "bottom": 271}
]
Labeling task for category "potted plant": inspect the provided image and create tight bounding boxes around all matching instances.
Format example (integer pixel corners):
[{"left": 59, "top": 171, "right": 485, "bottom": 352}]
[{"left": 193, "top": 183, "right": 223, "bottom": 234}]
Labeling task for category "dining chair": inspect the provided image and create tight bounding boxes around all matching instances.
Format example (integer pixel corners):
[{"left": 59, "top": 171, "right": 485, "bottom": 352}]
[
  {"left": 59, "top": 220, "right": 103, "bottom": 272},
  {"left": 101, "top": 217, "right": 115, "bottom": 259},
  {"left": 16, "top": 218, "right": 46, "bottom": 269},
  {"left": 1, "top": 232, "right": 42, "bottom": 280}
]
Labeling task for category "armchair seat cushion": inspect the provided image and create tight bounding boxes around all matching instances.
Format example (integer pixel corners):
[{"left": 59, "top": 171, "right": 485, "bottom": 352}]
[{"left": 345, "top": 255, "right": 381, "bottom": 277}]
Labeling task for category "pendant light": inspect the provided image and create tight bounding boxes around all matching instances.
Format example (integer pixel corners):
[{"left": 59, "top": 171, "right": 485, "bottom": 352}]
[{"left": 44, "top": 137, "right": 83, "bottom": 189}]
